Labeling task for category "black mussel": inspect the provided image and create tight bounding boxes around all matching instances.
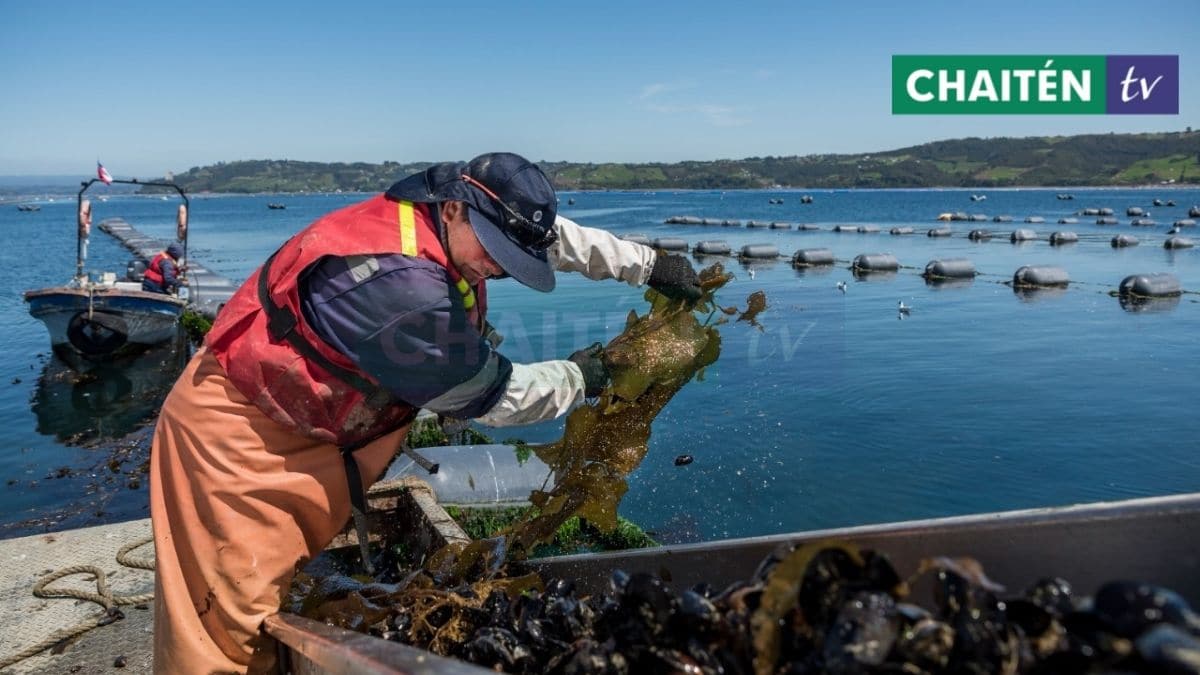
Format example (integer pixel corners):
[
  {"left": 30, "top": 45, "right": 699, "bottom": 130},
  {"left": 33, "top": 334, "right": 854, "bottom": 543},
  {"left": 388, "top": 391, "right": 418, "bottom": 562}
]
[
  {"left": 861, "top": 550, "right": 903, "bottom": 592},
  {"left": 894, "top": 616, "right": 954, "bottom": 672},
  {"left": 1056, "top": 610, "right": 1133, "bottom": 667},
  {"left": 821, "top": 591, "right": 899, "bottom": 671},
  {"left": 1094, "top": 580, "right": 1200, "bottom": 638},
  {"left": 609, "top": 570, "right": 630, "bottom": 594},
  {"left": 621, "top": 573, "right": 676, "bottom": 623},
  {"left": 947, "top": 609, "right": 1021, "bottom": 675},
  {"left": 1024, "top": 577, "right": 1074, "bottom": 617},
  {"left": 895, "top": 602, "right": 932, "bottom": 625},
  {"left": 545, "top": 594, "right": 590, "bottom": 642},
  {"left": 551, "top": 639, "right": 630, "bottom": 675},
  {"left": 799, "top": 547, "right": 880, "bottom": 633},
  {"left": 424, "top": 603, "right": 453, "bottom": 629},
  {"left": 547, "top": 578, "right": 577, "bottom": 598},
  {"left": 1004, "top": 599, "right": 1056, "bottom": 640},
  {"left": 647, "top": 645, "right": 716, "bottom": 675},
  {"left": 673, "top": 589, "right": 722, "bottom": 637},
  {"left": 483, "top": 588, "right": 512, "bottom": 629},
  {"left": 691, "top": 582, "right": 715, "bottom": 599},
  {"left": 462, "top": 626, "right": 535, "bottom": 672},
  {"left": 1133, "top": 623, "right": 1200, "bottom": 672}
]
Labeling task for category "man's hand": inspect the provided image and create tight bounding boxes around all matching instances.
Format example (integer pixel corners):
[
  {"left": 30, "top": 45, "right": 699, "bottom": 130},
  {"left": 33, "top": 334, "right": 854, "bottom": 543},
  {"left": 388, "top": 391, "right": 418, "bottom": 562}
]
[
  {"left": 648, "top": 254, "right": 702, "bottom": 301},
  {"left": 568, "top": 342, "right": 609, "bottom": 397}
]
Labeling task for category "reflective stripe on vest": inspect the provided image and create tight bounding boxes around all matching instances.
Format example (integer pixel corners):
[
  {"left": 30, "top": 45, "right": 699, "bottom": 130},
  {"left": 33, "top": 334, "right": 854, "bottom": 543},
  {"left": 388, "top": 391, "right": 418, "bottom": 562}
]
[
  {"left": 397, "top": 201, "right": 476, "bottom": 312},
  {"left": 398, "top": 201, "right": 417, "bottom": 257}
]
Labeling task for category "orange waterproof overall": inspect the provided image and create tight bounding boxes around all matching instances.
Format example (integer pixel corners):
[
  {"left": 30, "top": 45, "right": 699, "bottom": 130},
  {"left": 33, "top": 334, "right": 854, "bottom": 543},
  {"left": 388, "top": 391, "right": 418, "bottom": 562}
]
[{"left": 151, "top": 197, "right": 483, "bottom": 673}]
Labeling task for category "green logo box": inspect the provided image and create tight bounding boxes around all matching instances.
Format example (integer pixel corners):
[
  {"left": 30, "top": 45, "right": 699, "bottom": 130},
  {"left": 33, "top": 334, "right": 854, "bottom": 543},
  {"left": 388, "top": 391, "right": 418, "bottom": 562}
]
[{"left": 893, "top": 55, "right": 1106, "bottom": 114}]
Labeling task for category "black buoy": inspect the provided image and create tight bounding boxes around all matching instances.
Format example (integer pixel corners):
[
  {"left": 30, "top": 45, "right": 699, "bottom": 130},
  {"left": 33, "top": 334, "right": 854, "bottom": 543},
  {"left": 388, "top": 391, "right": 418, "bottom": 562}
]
[
  {"left": 923, "top": 258, "right": 976, "bottom": 279},
  {"left": 652, "top": 237, "right": 689, "bottom": 251},
  {"left": 852, "top": 253, "right": 900, "bottom": 272},
  {"left": 792, "top": 248, "right": 835, "bottom": 267},
  {"left": 694, "top": 240, "right": 731, "bottom": 255},
  {"left": 1013, "top": 266, "right": 1069, "bottom": 288},
  {"left": 1119, "top": 273, "right": 1181, "bottom": 298}
]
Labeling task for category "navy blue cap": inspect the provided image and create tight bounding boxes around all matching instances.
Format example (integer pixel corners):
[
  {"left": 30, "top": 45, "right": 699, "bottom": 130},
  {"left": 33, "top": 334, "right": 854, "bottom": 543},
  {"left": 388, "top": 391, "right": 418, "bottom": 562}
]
[
  {"left": 385, "top": 152, "right": 558, "bottom": 292},
  {"left": 166, "top": 243, "right": 183, "bottom": 259}
]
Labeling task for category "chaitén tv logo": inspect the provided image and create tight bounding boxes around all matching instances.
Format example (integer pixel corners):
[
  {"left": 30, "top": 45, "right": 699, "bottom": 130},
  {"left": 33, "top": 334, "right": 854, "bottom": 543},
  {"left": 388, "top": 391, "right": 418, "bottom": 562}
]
[{"left": 892, "top": 55, "right": 1179, "bottom": 115}]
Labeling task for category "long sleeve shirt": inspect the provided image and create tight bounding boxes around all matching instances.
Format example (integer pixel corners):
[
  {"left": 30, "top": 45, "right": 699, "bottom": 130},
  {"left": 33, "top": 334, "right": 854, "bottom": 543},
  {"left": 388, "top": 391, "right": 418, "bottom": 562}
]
[{"left": 298, "top": 214, "right": 656, "bottom": 427}]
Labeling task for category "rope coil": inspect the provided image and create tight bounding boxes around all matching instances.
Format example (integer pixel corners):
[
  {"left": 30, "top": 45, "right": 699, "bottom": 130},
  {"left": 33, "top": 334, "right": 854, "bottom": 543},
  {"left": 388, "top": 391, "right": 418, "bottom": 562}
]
[{"left": 0, "top": 536, "right": 155, "bottom": 671}]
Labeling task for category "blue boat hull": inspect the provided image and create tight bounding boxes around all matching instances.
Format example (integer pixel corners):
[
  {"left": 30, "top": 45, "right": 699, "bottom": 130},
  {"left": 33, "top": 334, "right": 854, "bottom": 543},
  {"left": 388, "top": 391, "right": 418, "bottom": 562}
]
[{"left": 24, "top": 285, "right": 186, "bottom": 363}]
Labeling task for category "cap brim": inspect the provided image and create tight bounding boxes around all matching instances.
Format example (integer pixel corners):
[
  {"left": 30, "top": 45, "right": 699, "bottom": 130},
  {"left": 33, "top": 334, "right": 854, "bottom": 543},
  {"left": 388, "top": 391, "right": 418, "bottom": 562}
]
[{"left": 467, "top": 206, "right": 555, "bottom": 292}]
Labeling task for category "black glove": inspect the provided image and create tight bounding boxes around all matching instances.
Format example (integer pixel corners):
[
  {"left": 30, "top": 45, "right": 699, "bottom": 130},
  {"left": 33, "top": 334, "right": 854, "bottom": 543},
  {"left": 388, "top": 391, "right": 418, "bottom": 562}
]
[
  {"left": 648, "top": 254, "right": 702, "bottom": 301},
  {"left": 568, "top": 342, "right": 609, "bottom": 397}
]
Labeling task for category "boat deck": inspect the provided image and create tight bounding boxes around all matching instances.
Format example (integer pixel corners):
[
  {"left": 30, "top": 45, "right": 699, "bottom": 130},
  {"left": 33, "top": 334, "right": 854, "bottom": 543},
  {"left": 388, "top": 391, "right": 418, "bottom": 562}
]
[
  {"left": 0, "top": 519, "right": 155, "bottom": 674},
  {"left": 97, "top": 218, "right": 237, "bottom": 319}
]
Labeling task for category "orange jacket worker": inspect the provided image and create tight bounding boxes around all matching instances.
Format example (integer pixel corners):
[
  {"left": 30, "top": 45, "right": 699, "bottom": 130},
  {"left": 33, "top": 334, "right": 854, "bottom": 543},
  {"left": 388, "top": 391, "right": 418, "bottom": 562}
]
[{"left": 149, "top": 152, "right": 700, "bottom": 673}]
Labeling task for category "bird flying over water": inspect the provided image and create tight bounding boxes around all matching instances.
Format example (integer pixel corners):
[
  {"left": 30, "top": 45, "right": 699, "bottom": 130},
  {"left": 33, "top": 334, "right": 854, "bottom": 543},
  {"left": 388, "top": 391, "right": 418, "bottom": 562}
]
[{"left": 836, "top": 281, "right": 847, "bottom": 294}]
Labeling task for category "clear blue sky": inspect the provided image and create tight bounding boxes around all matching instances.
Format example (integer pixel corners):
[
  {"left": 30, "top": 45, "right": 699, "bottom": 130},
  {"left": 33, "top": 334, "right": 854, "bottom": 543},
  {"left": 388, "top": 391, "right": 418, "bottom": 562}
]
[{"left": 1, "top": 0, "right": 1196, "bottom": 175}]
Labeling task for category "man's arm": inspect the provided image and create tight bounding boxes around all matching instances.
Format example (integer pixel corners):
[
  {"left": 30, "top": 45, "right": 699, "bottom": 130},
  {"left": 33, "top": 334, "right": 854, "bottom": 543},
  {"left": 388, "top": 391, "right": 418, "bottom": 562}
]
[
  {"left": 549, "top": 215, "right": 702, "bottom": 300},
  {"left": 548, "top": 215, "right": 656, "bottom": 286},
  {"left": 161, "top": 259, "right": 179, "bottom": 291}
]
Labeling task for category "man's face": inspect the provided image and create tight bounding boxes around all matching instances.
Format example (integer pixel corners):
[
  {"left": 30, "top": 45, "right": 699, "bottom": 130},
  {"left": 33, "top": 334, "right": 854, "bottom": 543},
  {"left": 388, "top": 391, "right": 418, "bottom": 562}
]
[{"left": 443, "top": 200, "right": 503, "bottom": 286}]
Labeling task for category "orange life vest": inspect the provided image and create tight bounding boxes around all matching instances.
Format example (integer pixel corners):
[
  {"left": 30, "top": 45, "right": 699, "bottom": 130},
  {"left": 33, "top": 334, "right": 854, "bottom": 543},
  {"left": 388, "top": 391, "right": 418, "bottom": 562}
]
[
  {"left": 206, "top": 195, "right": 488, "bottom": 446},
  {"left": 143, "top": 251, "right": 171, "bottom": 287}
]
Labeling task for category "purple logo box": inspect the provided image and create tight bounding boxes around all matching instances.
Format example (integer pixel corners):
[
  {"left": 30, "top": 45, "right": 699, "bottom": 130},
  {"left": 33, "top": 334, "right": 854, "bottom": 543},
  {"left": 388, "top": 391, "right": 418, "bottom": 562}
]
[{"left": 1107, "top": 55, "right": 1179, "bottom": 114}]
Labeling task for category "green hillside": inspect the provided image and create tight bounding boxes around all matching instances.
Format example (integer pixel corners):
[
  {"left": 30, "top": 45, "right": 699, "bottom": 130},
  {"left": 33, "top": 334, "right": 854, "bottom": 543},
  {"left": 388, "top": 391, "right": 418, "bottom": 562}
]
[{"left": 151, "top": 131, "right": 1200, "bottom": 193}]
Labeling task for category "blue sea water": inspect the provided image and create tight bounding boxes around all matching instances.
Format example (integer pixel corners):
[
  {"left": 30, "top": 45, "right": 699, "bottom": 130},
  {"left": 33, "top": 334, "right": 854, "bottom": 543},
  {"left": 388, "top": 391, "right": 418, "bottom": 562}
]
[{"left": 2, "top": 187, "right": 1198, "bottom": 542}]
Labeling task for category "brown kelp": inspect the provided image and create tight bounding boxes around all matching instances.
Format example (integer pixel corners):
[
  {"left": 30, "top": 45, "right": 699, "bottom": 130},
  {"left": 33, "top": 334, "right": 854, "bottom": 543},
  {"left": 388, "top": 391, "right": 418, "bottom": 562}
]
[{"left": 506, "top": 263, "right": 758, "bottom": 556}]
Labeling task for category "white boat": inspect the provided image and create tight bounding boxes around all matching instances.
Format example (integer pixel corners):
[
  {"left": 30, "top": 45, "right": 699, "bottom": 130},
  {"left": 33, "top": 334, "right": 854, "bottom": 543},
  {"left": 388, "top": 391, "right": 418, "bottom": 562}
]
[{"left": 23, "top": 177, "right": 192, "bottom": 367}]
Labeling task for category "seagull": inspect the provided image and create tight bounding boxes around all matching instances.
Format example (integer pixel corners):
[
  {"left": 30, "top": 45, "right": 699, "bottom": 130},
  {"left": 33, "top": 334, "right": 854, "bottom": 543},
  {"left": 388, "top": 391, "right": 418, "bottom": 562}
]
[
  {"left": 748, "top": 268, "right": 757, "bottom": 280},
  {"left": 898, "top": 300, "right": 912, "bottom": 315},
  {"left": 1168, "top": 226, "right": 1181, "bottom": 235},
  {"left": 836, "top": 281, "right": 847, "bottom": 294}
]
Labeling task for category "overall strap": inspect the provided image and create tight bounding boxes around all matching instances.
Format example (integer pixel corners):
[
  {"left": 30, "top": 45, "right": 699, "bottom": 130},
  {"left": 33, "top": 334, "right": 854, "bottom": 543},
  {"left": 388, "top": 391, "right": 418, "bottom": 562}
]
[{"left": 257, "top": 249, "right": 396, "bottom": 410}]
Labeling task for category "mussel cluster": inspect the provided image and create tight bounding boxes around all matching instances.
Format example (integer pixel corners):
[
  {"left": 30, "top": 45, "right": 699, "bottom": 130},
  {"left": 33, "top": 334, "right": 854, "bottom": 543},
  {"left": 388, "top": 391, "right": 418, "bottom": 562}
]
[{"left": 298, "top": 542, "right": 1200, "bottom": 674}]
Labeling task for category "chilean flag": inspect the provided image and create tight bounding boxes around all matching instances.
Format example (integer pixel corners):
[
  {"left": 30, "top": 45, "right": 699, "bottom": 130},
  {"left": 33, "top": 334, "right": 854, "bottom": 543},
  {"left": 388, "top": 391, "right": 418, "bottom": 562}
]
[{"left": 97, "top": 161, "right": 113, "bottom": 185}]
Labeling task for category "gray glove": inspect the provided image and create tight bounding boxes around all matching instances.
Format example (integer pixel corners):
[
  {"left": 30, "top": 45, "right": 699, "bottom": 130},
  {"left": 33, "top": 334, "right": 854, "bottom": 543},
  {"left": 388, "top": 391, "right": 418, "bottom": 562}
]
[
  {"left": 648, "top": 254, "right": 702, "bottom": 301},
  {"left": 568, "top": 342, "right": 609, "bottom": 397}
]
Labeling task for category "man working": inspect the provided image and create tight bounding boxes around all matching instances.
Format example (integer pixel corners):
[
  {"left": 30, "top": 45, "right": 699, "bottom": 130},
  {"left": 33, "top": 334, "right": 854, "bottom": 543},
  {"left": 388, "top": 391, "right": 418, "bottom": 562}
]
[
  {"left": 142, "top": 242, "right": 183, "bottom": 294},
  {"left": 149, "top": 152, "right": 701, "bottom": 673}
]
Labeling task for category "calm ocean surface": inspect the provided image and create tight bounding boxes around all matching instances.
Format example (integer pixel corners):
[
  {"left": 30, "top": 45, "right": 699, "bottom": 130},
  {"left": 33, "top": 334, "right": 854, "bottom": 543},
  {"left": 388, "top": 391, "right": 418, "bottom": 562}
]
[{"left": 2, "top": 187, "right": 1199, "bottom": 542}]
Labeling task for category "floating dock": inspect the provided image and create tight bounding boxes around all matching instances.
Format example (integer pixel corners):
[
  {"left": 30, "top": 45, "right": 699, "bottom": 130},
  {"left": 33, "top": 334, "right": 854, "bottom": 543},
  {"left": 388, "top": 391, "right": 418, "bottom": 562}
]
[{"left": 97, "top": 218, "right": 237, "bottom": 319}]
